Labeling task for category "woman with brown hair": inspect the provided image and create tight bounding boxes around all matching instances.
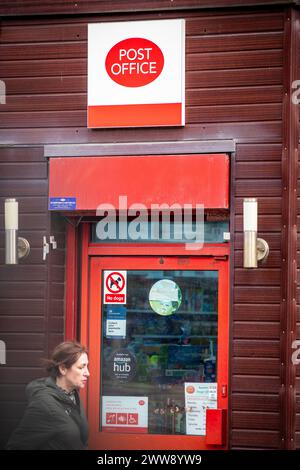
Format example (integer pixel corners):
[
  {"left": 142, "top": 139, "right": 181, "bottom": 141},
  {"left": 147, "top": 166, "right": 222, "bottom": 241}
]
[{"left": 7, "top": 341, "right": 90, "bottom": 450}]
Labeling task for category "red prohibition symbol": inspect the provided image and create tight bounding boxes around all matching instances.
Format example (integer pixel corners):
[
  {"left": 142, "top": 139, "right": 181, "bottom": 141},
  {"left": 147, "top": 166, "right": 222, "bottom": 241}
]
[{"left": 106, "top": 272, "right": 125, "bottom": 293}]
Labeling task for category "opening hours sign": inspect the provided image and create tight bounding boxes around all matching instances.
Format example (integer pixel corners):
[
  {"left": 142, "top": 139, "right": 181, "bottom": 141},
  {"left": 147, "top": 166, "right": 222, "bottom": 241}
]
[{"left": 88, "top": 19, "right": 185, "bottom": 128}]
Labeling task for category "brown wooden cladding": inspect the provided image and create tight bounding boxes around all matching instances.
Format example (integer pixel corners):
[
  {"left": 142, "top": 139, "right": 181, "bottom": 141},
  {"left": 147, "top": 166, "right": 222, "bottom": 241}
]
[
  {"left": 0, "top": 5, "right": 293, "bottom": 450},
  {"left": 0, "top": 70, "right": 282, "bottom": 93},
  {"left": 0, "top": 87, "right": 282, "bottom": 112},
  {"left": 0, "top": 70, "right": 282, "bottom": 97},
  {"left": 233, "top": 340, "right": 280, "bottom": 358},
  {"left": 0, "top": 0, "right": 295, "bottom": 16},
  {"left": 231, "top": 21, "right": 283, "bottom": 441},
  {"left": 281, "top": 7, "right": 299, "bottom": 450},
  {"left": 0, "top": 145, "right": 64, "bottom": 448},
  {"left": 0, "top": 13, "right": 285, "bottom": 44}
]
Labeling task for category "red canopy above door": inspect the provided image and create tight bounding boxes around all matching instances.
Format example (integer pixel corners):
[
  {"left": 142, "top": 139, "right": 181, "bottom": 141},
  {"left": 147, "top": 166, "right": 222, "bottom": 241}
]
[{"left": 49, "top": 154, "right": 229, "bottom": 210}]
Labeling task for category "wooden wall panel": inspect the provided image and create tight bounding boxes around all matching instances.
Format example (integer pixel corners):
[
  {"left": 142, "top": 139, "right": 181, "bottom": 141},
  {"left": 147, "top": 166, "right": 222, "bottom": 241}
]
[
  {"left": 0, "top": 368, "right": 45, "bottom": 384},
  {"left": 233, "top": 340, "right": 280, "bottom": 358},
  {"left": 236, "top": 143, "right": 282, "bottom": 161},
  {"left": 0, "top": 266, "right": 47, "bottom": 281},
  {"left": 232, "top": 411, "right": 280, "bottom": 430},
  {"left": 232, "top": 375, "right": 281, "bottom": 393},
  {"left": 232, "top": 24, "right": 283, "bottom": 440},
  {"left": 187, "top": 32, "right": 283, "bottom": 53},
  {"left": 234, "top": 269, "right": 281, "bottom": 285},
  {"left": 0, "top": 163, "right": 47, "bottom": 179},
  {"left": 0, "top": 12, "right": 285, "bottom": 41},
  {"left": 233, "top": 322, "right": 280, "bottom": 339},
  {"left": 187, "top": 87, "right": 283, "bottom": 106},
  {"left": 0, "top": 299, "right": 45, "bottom": 315},
  {"left": 235, "top": 250, "right": 281, "bottom": 268},
  {"left": 0, "top": 333, "right": 45, "bottom": 350},
  {"left": 234, "top": 304, "right": 281, "bottom": 321},
  {"left": 1, "top": 105, "right": 283, "bottom": 127},
  {"left": 0, "top": 69, "right": 282, "bottom": 93},
  {"left": 46, "top": 213, "right": 66, "bottom": 358},
  {"left": 233, "top": 358, "right": 281, "bottom": 376},
  {"left": 296, "top": 140, "right": 300, "bottom": 437},
  {"left": 0, "top": 180, "right": 48, "bottom": 197},
  {"left": 0, "top": 146, "right": 49, "bottom": 449},
  {"left": 235, "top": 287, "right": 281, "bottom": 303},
  {"left": 0, "top": 282, "right": 46, "bottom": 299},
  {"left": 231, "top": 430, "right": 280, "bottom": 449},
  {"left": 186, "top": 13, "right": 284, "bottom": 35},
  {"left": 236, "top": 179, "right": 282, "bottom": 197},
  {"left": 0, "top": 122, "right": 283, "bottom": 146},
  {"left": 232, "top": 393, "right": 280, "bottom": 411},
  {"left": 0, "top": 0, "right": 293, "bottom": 16},
  {"left": 0, "top": 317, "right": 45, "bottom": 332},
  {"left": 0, "top": 384, "right": 31, "bottom": 401}
]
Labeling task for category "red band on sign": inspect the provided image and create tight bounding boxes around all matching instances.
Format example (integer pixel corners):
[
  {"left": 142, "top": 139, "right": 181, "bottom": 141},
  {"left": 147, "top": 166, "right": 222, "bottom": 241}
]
[
  {"left": 88, "top": 103, "right": 182, "bottom": 127},
  {"left": 105, "top": 37, "right": 164, "bottom": 87}
]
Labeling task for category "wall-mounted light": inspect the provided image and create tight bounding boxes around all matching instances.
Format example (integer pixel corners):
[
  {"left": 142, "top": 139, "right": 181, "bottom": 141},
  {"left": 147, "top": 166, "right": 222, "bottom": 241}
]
[
  {"left": 4, "top": 198, "right": 30, "bottom": 264},
  {"left": 243, "top": 198, "right": 269, "bottom": 268}
]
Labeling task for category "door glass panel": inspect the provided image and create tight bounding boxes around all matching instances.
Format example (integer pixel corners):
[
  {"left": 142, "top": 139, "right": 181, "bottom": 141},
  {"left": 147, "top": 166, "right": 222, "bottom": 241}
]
[{"left": 101, "top": 270, "right": 218, "bottom": 435}]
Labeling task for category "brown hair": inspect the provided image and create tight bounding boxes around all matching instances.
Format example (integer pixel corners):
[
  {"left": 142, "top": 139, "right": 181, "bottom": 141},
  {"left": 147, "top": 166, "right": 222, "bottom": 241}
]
[{"left": 44, "top": 341, "right": 88, "bottom": 379}]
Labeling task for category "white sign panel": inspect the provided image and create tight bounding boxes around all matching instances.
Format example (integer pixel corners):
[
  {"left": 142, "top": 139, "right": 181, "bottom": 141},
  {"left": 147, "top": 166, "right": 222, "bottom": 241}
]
[
  {"left": 102, "top": 396, "right": 148, "bottom": 433},
  {"left": 184, "top": 383, "right": 217, "bottom": 436},
  {"left": 88, "top": 19, "right": 185, "bottom": 127},
  {"left": 103, "top": 270, "right": 127, "bottom": 304}
]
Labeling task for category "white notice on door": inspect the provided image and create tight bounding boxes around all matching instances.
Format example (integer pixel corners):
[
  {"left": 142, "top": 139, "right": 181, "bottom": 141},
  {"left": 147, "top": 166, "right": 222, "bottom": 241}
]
[{"left": 184, "top": 383, "right": 217, "bottom": 435}]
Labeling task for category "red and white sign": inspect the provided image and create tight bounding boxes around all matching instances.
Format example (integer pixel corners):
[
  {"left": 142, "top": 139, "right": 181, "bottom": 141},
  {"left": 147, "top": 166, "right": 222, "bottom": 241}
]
[
  {"left": 88, "top": 19, "right": 185, "bottom": 128},
  {"left": 104, "top": 270, "right": 127, "bottom": 304},
  {"left": 105, "top": 38, "right": 164, "bottom": 88},
  {"left": 102, "top": 396, "right": 148, "bottom": 433}
]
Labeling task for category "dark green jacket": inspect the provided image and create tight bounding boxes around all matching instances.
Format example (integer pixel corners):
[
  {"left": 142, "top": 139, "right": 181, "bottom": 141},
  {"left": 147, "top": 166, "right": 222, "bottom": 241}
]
[{"left": 6, "top": 377, "right": 88, "bottom": 450}]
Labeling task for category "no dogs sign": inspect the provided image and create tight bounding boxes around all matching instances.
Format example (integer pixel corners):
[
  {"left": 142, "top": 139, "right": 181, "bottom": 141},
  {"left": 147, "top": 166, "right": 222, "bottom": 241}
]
[{"left": 104, "top": 271, "right": 127, "bottom": 304}]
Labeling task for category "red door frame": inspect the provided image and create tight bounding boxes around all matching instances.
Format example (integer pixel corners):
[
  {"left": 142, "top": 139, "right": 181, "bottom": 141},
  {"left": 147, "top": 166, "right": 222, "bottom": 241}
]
[{"left": 80, "top": 238, "right": 229, "bottom": 450}]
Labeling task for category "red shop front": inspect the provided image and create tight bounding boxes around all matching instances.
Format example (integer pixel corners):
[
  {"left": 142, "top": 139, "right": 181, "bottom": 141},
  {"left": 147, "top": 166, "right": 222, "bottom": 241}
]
[{"left": 49, "top": 153, "right": 230, "bottom": 450}]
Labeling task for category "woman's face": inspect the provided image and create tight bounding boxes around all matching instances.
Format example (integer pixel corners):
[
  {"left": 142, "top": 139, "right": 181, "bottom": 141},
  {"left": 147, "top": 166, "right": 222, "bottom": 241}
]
[{"left": 61, "top": 353, "right": 90, "bottom": 391}]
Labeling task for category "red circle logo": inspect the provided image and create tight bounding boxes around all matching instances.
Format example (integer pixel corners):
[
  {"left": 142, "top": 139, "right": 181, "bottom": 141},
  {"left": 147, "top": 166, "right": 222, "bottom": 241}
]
[
  {"left": 186, "top": 386, "right": 195, "bottom": 394},
  {"left": 139, "top": 400, "right": 145, "bottom": 406},
  {"left": 105, "top": 37, "right": 164, "bottom": 88}
]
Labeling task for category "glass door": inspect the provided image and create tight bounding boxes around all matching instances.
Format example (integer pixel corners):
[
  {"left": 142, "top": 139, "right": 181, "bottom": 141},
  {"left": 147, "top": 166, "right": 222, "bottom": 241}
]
[{"left": 88, "top": 256, "right": 229, "bottom": 450}]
